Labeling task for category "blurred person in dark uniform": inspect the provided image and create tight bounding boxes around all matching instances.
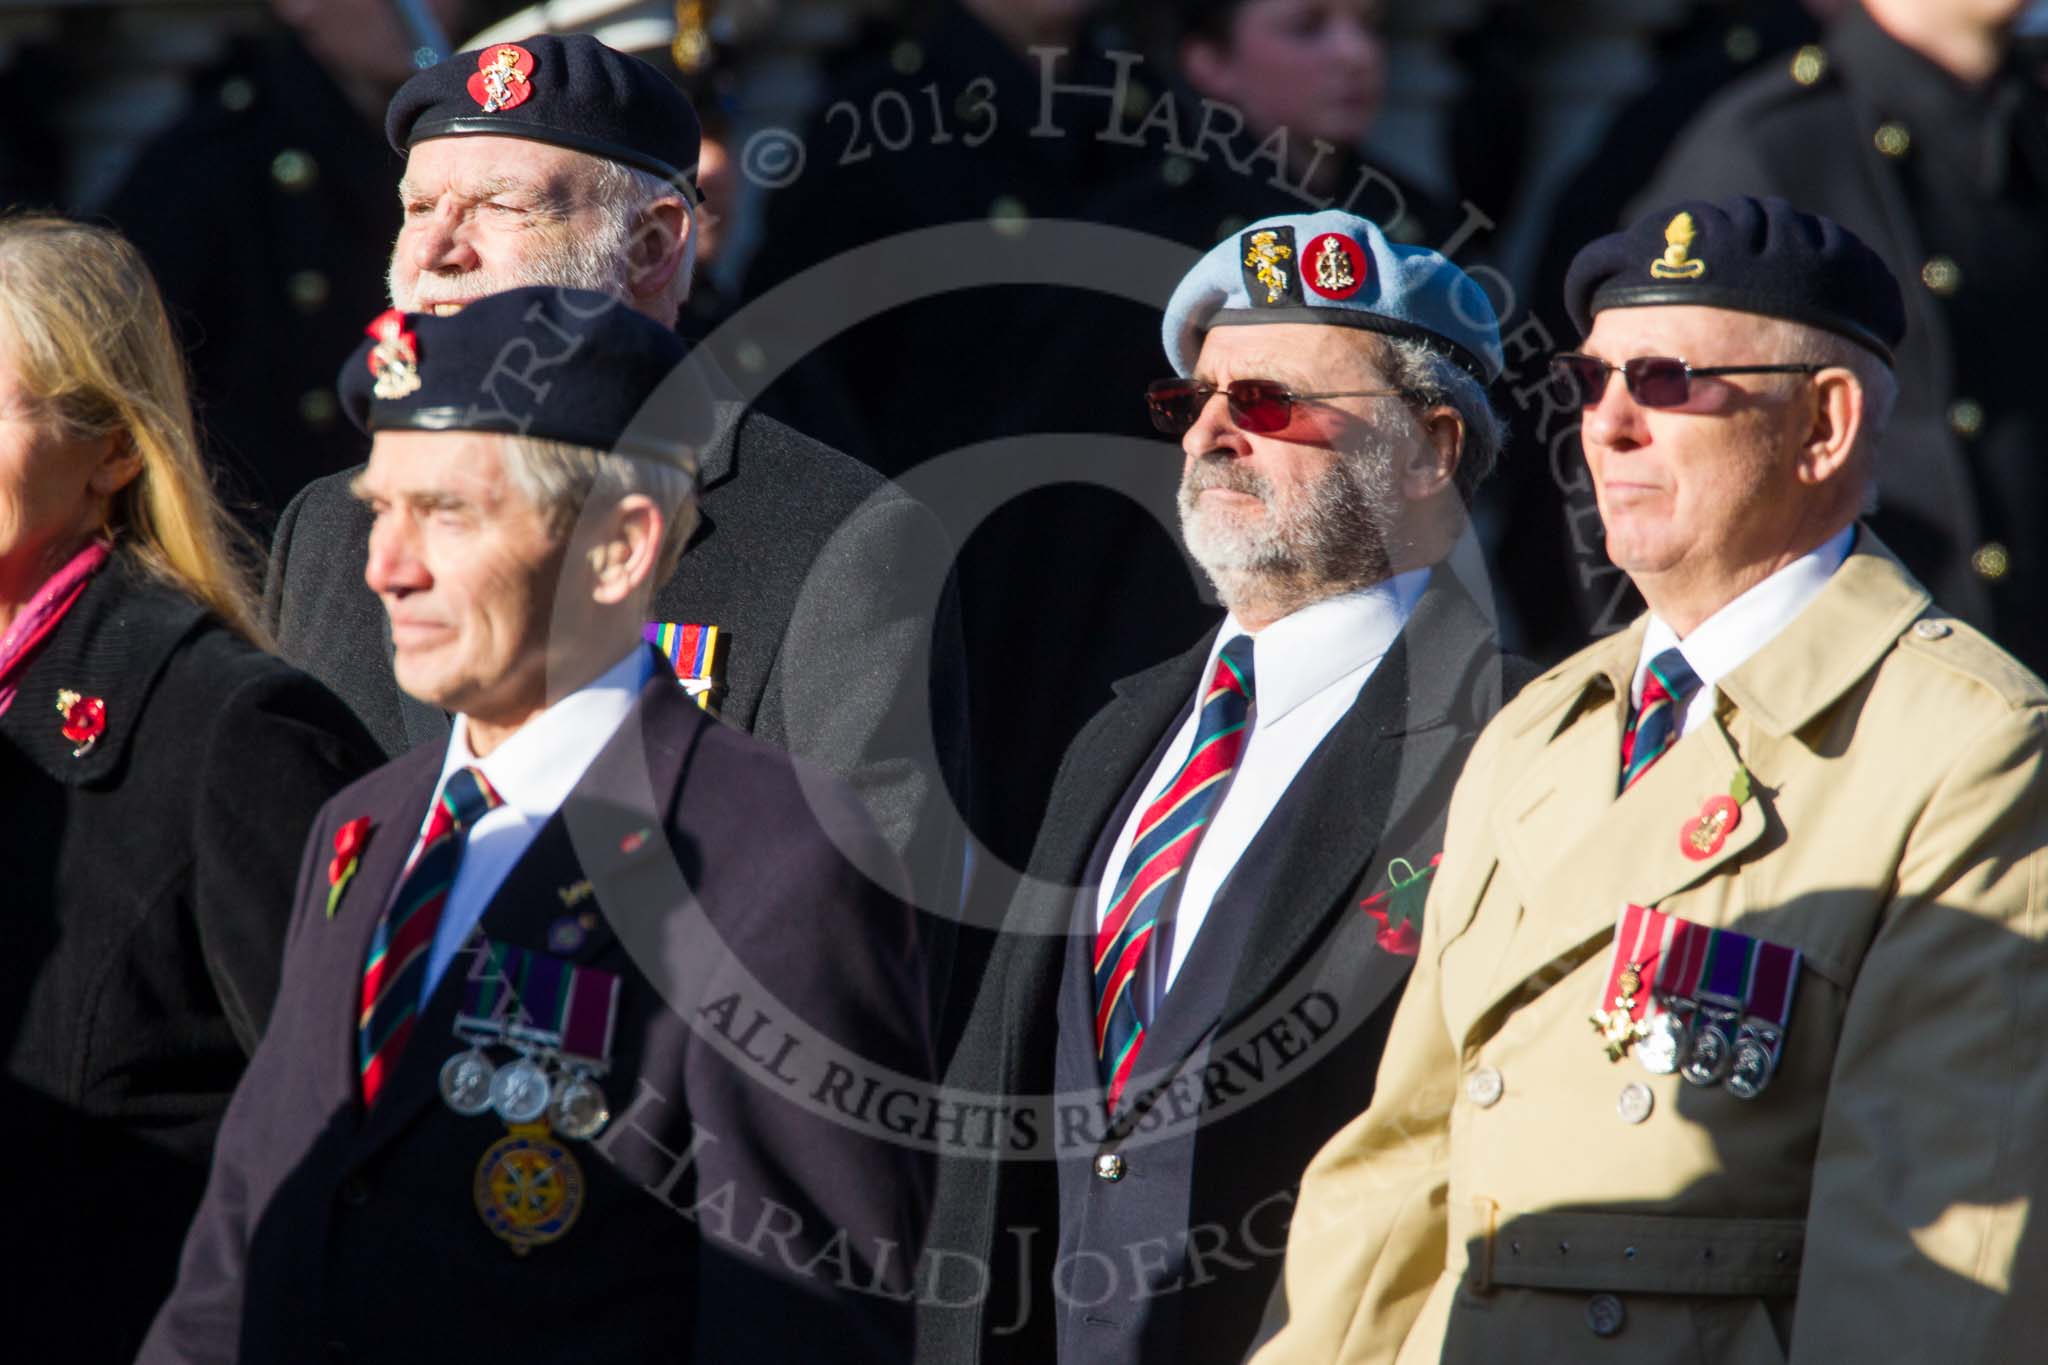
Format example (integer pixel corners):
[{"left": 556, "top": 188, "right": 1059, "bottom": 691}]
[
  {"left": 103, "top": 0, "right": 501, "bottom": 531},
  {"left": 1494, "top": 0, "right": 1840, "bottom": 662},
  {"left": 1623, "top": 0, "right": 2048, "bottom": 675},
  {"left": 0, "top": 218, "right": 379, "bottom": 1364},
  {"left": 740, "top": 0, "right": 1131, "bottom": 473}
]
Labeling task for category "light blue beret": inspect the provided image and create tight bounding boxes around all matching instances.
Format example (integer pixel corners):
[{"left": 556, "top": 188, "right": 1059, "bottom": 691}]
[{"left": 1161, "top": 210, "right": 1503, "bottom": 383}]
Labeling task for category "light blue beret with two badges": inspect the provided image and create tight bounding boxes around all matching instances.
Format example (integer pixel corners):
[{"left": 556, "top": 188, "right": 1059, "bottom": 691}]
[{"left": 1161, "top": 210, "right": 1504, "bottom": 384}]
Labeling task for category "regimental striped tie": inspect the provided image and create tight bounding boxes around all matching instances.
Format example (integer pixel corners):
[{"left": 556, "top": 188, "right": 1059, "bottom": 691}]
[
  {"left": 1094, "top": 634, "right": 1256, "bottom": 1115},
  {"left": 1620, "top": 647, "right": 1703, "bottom": 792},
  {"left": 358, "top": 766, "right": 502, "bottom": 1108}
]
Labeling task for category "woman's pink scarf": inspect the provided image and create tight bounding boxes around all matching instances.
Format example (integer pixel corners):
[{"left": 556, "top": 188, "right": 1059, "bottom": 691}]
[{"left": 0, "top": 539, "right": 111, "bottom": 717}]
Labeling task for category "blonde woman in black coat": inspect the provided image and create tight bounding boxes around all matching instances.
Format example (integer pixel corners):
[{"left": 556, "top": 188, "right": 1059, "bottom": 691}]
[{"left": 0, "top": 218, "right": 381, "bottom": 1360}]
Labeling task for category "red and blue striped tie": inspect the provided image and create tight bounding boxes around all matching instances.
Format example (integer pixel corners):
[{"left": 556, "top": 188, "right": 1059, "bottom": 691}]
[
  {"left": 1620, "top": 647, "right": 1703, "bottom": 792},
  {"left": 1094, "top": 635, "right": 1255, "bottom": 1114},
  {"left": 358, "top": 766, "right": 502, "bottom": 1108}
]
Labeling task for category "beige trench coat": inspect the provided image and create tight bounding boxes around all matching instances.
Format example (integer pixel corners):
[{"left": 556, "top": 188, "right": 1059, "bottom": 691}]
[{"left": 1255, "top": 539, "right": 2048, "bottom": 1364}]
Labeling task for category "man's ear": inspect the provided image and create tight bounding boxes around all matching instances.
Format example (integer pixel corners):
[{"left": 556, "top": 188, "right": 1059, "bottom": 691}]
[
  {"left": 1796, "top": 367, "right": 1862, "bottom": 490},
  {"left": 625, "top": 197, "right": 691, "bottom": 306},
  {"left": 587, "top": 494, "right": 665, "bottom": 606},
  {"left": 1400, "top": 406, "right": 1464, "bottom": 501}
]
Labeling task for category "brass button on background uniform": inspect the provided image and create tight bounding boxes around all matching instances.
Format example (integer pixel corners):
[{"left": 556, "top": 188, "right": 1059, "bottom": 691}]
[
  {"left": 1972, "top": 542, "right": 2010, "bottom": 582},
  {"left": 299, "top": 389, "right": 338, "bottom": 429},
  {"left": 218, "top": 77, "right": 255, "bottom": 113},
  {"left": 287, "top": 269, "right": 330, "bottom": 314},
  {"left": 271, "top": 149, "right": 318, "bottom": 193},
  {"left": 1467, "top": 1066, "right": 1504, "bottom": 1109},
  {"left": 989, "top": 196, "right": 1030, "bottom": 239},
  {"left": 1616, "top": 1082, "right": 1654, "bottom": 1125},
  {"left": 1790, "top": 45, "right": 1827, "bottom": 86},
  {"left": 1724, "top": 25, "right": 1760, "bottom": 64},
  {"left": 1586, "top": 1293, "right": 1627, "bottom": 1337},
  {"left": 1948, "top": 398, "right": 1985, "bottom": 438},
  {"left": 1921, "top": 255, "right": 1962, "bottom": 296},
  {"left": 1873, "top": 121, "right": 1911, "bottom": 158},
  {"left": 1093, "top": 1152, "right": 1126, "bottom": 1183}
]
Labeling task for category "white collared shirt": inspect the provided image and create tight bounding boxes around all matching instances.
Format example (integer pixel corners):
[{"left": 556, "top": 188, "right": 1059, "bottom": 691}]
[
  {"left": 1094, "top": 569, "right": 1430, "bottom": 992},
  {"left": 1630, "top": 525, "right": 1855, "bottom": 737},
  {"left": 415, "top": 645, "right": 655, "bottom": 1002}
]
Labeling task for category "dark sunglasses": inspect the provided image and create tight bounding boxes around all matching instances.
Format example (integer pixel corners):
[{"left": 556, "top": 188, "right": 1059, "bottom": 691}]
[
  {"left": 1550, "top": 353, "right": 1823, "bottom": 410},
  {"left": 1145, "top": 377, "right": 1411, "bottom": 436}
]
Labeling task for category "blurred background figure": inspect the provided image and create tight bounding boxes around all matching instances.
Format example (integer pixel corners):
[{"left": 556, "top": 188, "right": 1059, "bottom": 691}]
[
  {"left": 100, "top": 0, "right": 515, "bottom": 533},
  {"left": 0, "top": 217, "right": 380, "bottom": 1362},
  {"left": 1630, "top": 0, "right": 2048, "bottom": 678}
]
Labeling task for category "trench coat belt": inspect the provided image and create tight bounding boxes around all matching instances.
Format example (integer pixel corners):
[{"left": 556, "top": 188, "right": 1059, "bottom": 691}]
[{"left": 1469, "top": 1208, "right": 1805, "bottom": 1297}]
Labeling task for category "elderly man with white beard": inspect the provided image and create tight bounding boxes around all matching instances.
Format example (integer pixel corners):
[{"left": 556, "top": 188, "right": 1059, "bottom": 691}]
[
  {"left": 261, "top": 33, "right": 971, "bottom": 945},
  {"left": 915, "top": 211, "right": 1531, "bottom": 1365}
]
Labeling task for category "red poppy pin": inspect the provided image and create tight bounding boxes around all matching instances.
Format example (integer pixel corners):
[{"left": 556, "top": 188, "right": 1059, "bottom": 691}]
[
  {"left": 1680, "top": 768, "right": 1752, "bottom": 862},
  {"left": 1361, "top": 853, "right": 1441, "bottom": 957},
  {"left": 467, "top": 44, "right": 535, "bottom": 113},
  {"left": 54, "top": 689, "right": 105, "bottom": 758},
  {"left": 327, "top": 816, "right": 374, "bottom": 919}
]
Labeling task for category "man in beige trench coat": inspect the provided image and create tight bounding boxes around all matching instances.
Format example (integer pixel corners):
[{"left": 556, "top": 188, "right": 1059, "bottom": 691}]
[{"left": 1254, "top": 195, "right": 2048, "bottom": 1365}]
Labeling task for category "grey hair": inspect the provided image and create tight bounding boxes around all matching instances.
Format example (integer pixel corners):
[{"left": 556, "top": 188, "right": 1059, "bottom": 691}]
[
  {"left": 586, "top": 158, "right": 698, "bottom": 315},
  {"left": 1374, "top": 335, "right": 1507, "bottom": 504},
  {"left": 1773, "top": 319, "right": 1896, "bottom": 517},
  {"left": 500, "top": 435, "right": 699, "bottom": 582}
]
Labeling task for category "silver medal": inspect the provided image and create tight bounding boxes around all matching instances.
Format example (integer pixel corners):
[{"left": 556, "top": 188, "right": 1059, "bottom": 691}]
[
  {"left": 489, "top": 1054, "right": 554, "bottom": 1124},
  {"left": 1681, "top": 1007, "right": 1736, "bottom": 1088},
  {"left": 439, "top": 1046, "right": 498, "bottom": 1116},
  {"left": 1725, "top": 1022, "right": 1781, "bottom": 1101},
  {"left": 1636, "top": 1011, "right": 1689, "bottom": 1077},
  {"left": 549, "top": 1073, "right": 612, "bottom": 1141}
]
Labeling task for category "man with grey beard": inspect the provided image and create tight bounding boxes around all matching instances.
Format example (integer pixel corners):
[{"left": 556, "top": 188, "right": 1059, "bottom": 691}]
[
  {"left": 917, "top": 211, "right": 1530, "bottom": 1365},
  {"left": 261, "top": 34, "right": 971, "bottom": 937}
]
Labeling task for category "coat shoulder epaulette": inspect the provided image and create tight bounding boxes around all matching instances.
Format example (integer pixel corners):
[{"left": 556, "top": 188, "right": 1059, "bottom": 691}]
[{"left": 1892, "top": 613, "right": 2048, "bottom": 716}]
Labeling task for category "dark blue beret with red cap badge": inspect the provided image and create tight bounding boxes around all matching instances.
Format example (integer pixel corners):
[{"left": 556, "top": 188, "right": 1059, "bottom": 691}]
[
  {"left": 1565, "top": 195, "right": 1905, "bottom": 363},
  {"left": 386, "top": 33, "right": 701, "bottom": 197},
  {"left": 338, "top": 287, "right": 698, "bottom": 465}
]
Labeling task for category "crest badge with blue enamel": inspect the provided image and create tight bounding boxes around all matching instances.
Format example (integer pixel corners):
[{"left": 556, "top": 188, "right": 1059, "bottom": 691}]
[{"left": 1240, "top": 226, "right": 1302, "bottom": 307}]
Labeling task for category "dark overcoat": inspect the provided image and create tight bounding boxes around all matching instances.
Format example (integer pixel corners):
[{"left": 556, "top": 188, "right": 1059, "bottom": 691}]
[
  {"left": 0, "top": 553, "right": 380, "bottom": 1362},
  {"left": 142, "top": 657, "right": 936, "bottom": 1364}
]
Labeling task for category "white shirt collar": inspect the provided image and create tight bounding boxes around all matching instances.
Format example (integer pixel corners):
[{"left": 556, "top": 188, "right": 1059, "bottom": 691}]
[
  {"left": 434, "top": 645, "right": 655, "bottom": 828},
  {"left": 1213, "top": 567, "right": 1430, "bottom": 724},
  {"left": 1632, "top": 525, "right": 1854, "bottom": 707}
]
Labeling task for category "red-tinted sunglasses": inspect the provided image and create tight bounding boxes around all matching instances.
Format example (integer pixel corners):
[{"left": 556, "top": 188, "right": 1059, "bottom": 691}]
[
  {"left": 1145, "top": 377, "right": 1412, "bottom": 436},
  {"left": 1550, "top": 353, "right": 1822, "bottom": 410}
]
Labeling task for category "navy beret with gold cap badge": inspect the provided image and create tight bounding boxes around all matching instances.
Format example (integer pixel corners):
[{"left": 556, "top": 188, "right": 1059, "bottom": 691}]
[{"left": 1564, "top": 195, "right": 1904, "bottom": 363}]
